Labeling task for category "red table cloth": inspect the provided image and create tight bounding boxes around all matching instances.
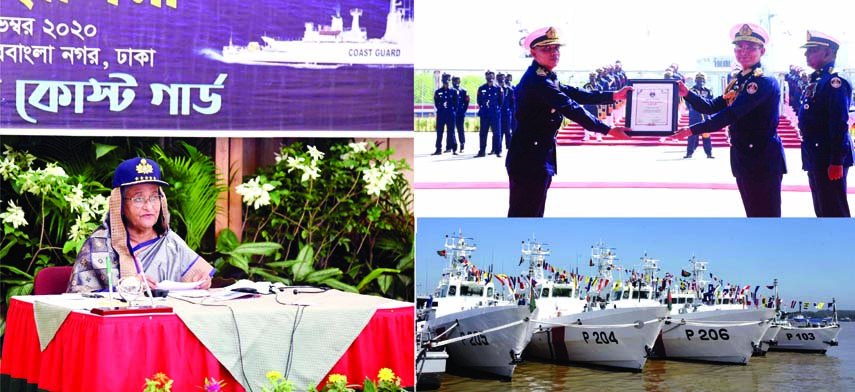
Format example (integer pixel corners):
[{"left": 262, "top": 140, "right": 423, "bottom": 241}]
[{"left": 0, "top": 298, "right": 414, "bottom": 391}]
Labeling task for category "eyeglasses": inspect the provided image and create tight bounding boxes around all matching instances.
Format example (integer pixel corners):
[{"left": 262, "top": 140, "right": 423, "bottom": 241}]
[
  {"left": 535, "top": 45, "right": 561, "bottom": 53},
  {"left": 734, "top": 44, "right": 761, "bottom": 52},
  {"left": 124, "top": 195, "right": 162, "bottom": 206}
]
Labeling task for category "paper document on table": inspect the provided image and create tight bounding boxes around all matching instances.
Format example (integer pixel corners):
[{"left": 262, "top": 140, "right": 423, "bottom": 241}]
[
  {"left": 209, "top": 290, "right": 260, "bottom": 301},
  {"left": 222, "top": 279, "right": 273, "bottom": 294},
  {"left": 168, "top": 289, "right": 211, "bottom": 299},
  {"left": 156, "top": 280, "right": 204, "bottom": 290}
]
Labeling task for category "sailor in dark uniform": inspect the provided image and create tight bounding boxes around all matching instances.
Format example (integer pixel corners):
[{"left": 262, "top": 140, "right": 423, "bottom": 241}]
[
  {"left": 452, "top": 76, "right": 470, "bottom": 153},
  {"left": 684, "top": 72, "right": 714, "bottom": 159},
  {"left": 433, "top": 73, "right": 458, "bottom": 155},
  {"left": 476, "top": 70, "right": 503, "bottom": 157},
  {"left": 506, "top": 73, "right": 518, "bottom": 135},
  {"left": 493, "top": 72, "right": 508, "bottom": 157},
  {"left": 500, "top": 73, "right": 516, "bottom": 153},
  {"left": 797, "top": 30, "right": 853, "bottom": 217},
  {"left": 506, "top": 26, "right": 632, "bottom": 217},
  {"left": 674, "top": 23, "right": 786, "bottom": 217}
]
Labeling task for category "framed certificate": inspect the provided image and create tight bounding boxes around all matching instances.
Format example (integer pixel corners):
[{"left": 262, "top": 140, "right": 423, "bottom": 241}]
[{"left": 624, "top": 79, "right": 680, "bottom": 136}]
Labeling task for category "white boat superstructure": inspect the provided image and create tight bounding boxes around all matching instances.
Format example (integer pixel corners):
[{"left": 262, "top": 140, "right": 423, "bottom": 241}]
[
  {"left": 773, "top": 321, "right": 840, "bottom": 353},
  {"left": 221, "top": 0, "right": 413, "bottom": 66},
  {"left": 423, "top": 230, "right": 535, "bottom": 379},
  {"left": 526, "top": 240, "right": 667, "bottom": 371},
  {"left": 770, "top": 291, "right": 841, "bottom": 353},
  {"left": 655, "top": 257, "right": 773, "bottom": 364}
]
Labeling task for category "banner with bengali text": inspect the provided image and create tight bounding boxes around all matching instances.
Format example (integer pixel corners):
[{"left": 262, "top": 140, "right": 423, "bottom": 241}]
[{"left": 0, "top": 0, "right": 414, "bottom": 132}]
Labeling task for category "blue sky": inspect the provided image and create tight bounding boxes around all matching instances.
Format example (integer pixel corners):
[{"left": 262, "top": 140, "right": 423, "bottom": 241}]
[
  {"left": 416, "top": 0, "right": 853, "bottom": 72},
  {"left": 415, "top": 218, "right": 855, "bottom": 309}
]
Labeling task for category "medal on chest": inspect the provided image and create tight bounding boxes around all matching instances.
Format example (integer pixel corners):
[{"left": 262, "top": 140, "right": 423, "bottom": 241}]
[{"left": 722, "top": 79, "right": 742, "bottom": 106}]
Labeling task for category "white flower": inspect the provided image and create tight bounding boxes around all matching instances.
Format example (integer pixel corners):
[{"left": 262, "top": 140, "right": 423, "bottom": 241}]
[
  {"left": 274, "top": 151, "right": 286, "bottom": 164},
  {"left": 68, "top": 216, "right": 91, "bottom": 242},
  {"left": 18, "top": 171, "right": 44, "bottom": 196},
  {"left": 0, "top": 157, "right": 20, "bottom": 181},
  {"left": 0, "top": 200, "right": 28, "bottom": 229},
  {"left": 361, "top": 162, "right": 399, "bottom": 197},
  {"left": 88, "top": 194, "right": 109, "bottom": 221},
  {"left": 300, "top": 163, "right": 320, "bottom": 182},
  {"left": 349, "top": 142, "right": 369, "bottom": 153},
  {"left": 306, "top": 145, "right": 325, "bottom": 161},
  {"left": 64, "top": 184, "right": 87, "bottom": 214},
  {"left": 286, "top": 156, "right": 306, "bottom": 172},
  {"left": 2, "top": 145, "right": 36, "bottom": 168},
  {"left": 235, "top": 177, "right": 275, "bottom": 209},
  {"left": 42, "top": 163, "right": 68, "bottom": 178}
]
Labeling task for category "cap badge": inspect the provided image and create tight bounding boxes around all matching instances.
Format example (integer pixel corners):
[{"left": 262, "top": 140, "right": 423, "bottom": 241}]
[
  {"left": 739, "top": 24, "right": 753, "bottom": 37},
  {"left": 546, "top": 27, "right": 557, "bottom": 39},
  {"left": 136, "top": 159, "right": 154, "bottom": 175}
]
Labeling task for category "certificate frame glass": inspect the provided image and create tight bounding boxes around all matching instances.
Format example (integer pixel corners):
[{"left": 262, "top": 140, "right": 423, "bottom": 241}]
[{"left": 624, "top": 79, "right": 680, "bottom": 136}]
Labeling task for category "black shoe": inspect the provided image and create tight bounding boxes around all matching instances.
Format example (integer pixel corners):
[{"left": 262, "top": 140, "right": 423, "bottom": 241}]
[
  {"left": 475, "top": 152, "right": 485, "bottom": 157},
  {"left": 431, "top": 150, "right": 442, "bottom": 156},
  {"left": 707, "top": 155, "right": 715, "bottom": 159},
  {"left": 683, "top": 155, "right": 692, "bottom": 159},
  {"left": 460, "top": 144, "right": 465, "bottom": 153},
  {"left": 496, "top": 152, "right": 502, "bottom": 158},
  {"left": 452, "top": 151, "right": 459, "bottom": 156}
]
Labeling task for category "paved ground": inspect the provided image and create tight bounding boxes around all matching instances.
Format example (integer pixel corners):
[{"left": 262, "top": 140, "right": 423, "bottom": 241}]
[{"left": 414, "top": 132, "right": 855, "bottom": 217}]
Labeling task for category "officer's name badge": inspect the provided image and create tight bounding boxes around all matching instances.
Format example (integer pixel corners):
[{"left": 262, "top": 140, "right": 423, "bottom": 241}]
[
  {"left": 753, "top": 68, "right": 764, "bottom": 78},
  {"left": 830, "top": 77, "right": 843, "bottom": 88},
  {"left": 746, "top": 82, "right": 759, "bottom": 94}
]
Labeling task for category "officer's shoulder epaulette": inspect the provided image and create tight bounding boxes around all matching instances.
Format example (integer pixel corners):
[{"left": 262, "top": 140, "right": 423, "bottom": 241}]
[{"left": 536, "top": 66, "right": 548, "bottom": 77}]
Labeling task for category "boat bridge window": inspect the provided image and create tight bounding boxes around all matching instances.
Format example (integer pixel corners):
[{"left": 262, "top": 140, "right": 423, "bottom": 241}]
[
  {"left": 552, "top": 287, "right": 574, "bottom": 298},
  {"left": 541, "top": 288, "right": 550, "bottom": 298},
  {"left": 687, "top": 298, "right": 693, "bottom": 304},
  {"left": 723, "top": 298, "right": 730, "bottom": 305},
  {"left": 631, "top": 291, "right": 650, "bottom": 299},
  {"left": 622, "top": 291, "right": 629, "bottom": 299},
  {"left": 460, "top": 284, "right": 483, "bottom": 297},
  {"left": 486, "top": 287, "right": 493, "bottom": 297},
  {"left": 448, "top": 286, "right": 456, "bottom": 296}
]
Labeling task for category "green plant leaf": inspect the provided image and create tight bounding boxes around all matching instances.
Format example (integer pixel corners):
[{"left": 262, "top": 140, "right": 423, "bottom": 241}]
[
  {"left": 305, "top": 268, "right": 342, "bottom": 283},
  {"left": 7, "top": 282, "right": 33, "bottom": 304},
  {"left": 321, "top": 279, "right": 358, "bottom": 293},
  {"left": 216, "top": 229, "right": 240, "bottom": 253},
  {"left": 266, "top": 260, "right": 300, "bottom": 269},
  {"left": 356, "top": 268, "right": 400, "bottom": 292},
  {"left": 291, "top": 258, "right": 314, "bottom": 282},
  {"left": 93, "top": 143, "right": 119, "bottom": 159},
  {"left": 248, "top": 268, "right": 290, "bottom": 284},
  {"left": 0, "top": 264, "right": 34, "bottom": 279},
  {"left": 363, "top": 378, "right": 377, "bottom": 392},
  {"left": 227, "top": 254, "right": 250, "bottom": 274},
  {"left": 231, "top": 242, "right": 282, "bottom": 256},
  {"left": 377, "top": 275, "right": 393, "bottom": 294},
  {"left": 0, "top": 238, "right": 17, "bottom": 259}
]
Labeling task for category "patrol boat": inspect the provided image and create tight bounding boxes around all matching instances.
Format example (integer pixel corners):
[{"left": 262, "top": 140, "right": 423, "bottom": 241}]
[
  {"left": 770, "top": 283, "right": 841, "bottom": 354},
  {"left": 656, "top": 257, "right": 773, "bottom": 364},
  {"left": 221, "top": 0, "right": 412, "bottom": 66},
  {"left": 525, "top": 240, "right": 668, "bottom": 371},
  {"left": 422, "top": 231, "right": 535, "bottom": 379}
]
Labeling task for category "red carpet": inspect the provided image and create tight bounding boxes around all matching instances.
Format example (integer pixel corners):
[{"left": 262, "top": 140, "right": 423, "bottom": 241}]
[{"left": 557, "top": 114, "right": 802, "bottom": 148}]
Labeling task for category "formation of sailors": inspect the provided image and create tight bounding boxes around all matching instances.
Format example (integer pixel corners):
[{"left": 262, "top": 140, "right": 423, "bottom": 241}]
[{"left": 431, "top": 71, "right": 516, "bottom": 157}]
